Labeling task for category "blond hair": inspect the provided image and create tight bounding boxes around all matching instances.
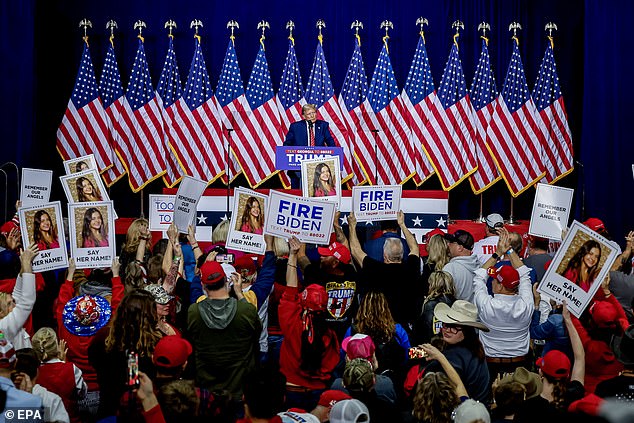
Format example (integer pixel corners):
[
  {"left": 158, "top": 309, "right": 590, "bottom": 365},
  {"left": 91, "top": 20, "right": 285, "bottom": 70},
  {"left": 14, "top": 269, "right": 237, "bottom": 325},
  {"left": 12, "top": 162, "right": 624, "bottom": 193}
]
[
  {"left": 354, "top": 291, "right": 396, "bottom": 344},
  {"left": 427, "top": 234, "right": 450, "bottom": 269},
  {"left": 32, "top": 327, "right": 59, "bottom": 362},
  {"left": 426, "top": 271, "right": 456, "bottom": 300},
  {"left": 123, "top": 218, "right": 151, "bottom": 254},
  {"left": 212, "top": 220, "right": 230, "bottom": 244},
  {"left": 0, "top": 292, "right": 12, "bottom": 319}
]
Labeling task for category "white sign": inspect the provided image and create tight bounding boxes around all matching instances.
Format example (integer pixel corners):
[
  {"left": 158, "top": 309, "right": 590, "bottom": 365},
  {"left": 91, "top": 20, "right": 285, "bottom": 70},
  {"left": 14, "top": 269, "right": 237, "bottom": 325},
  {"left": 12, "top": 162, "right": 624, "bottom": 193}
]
[
  {"left": 149, "top": 195, "right": 176, "bottom": 232},
  {"left": 300, "top": 156, "right": 341, "bottom": 207},
  {"left": 537, "top": 221, "right": 618, "bottom": 317},
  {"left": 63, "top": 154, "right": 98, "bottom": 175},
  {"left": 68, "top": 202, "right": 116, "bottom": 269},
  {"left": 60, "top": 169, "right": 117, "bottom": 219},
  {"left": 20, "top": 168, "right": 53, "bottom": 207},
  {"left": 529, "top": 184, "right": 574, "bottom": 240},
  {"left": 352, "top": 185, "right": 402, "bottom": 221},
  {"left": 226, "top": 188, "right": 267, "bottom": 254},
  {"left": 264, "top": 190, "right": 335, "bottom": 244},
  {"left": 18, "top": 202, "right": 68, "bottom": 272},
  {"left": 173, "top": 176, "right": 207, "bottom": 233}
]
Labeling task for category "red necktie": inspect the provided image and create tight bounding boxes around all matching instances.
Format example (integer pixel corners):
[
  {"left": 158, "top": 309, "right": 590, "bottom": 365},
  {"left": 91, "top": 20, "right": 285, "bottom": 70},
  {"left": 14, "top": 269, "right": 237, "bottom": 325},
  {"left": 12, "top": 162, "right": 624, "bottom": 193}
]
[{"left": 309, "top": 124, "right": 315, "bottom": 146}]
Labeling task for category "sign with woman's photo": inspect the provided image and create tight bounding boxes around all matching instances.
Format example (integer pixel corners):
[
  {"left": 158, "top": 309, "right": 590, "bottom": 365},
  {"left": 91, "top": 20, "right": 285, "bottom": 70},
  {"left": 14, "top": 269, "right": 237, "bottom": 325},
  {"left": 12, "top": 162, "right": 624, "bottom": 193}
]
[
  {"left": 300, "top": 156, "right": 341, "bottom": 207},
  {"left": 68, "top": 201, "right": 115, "bottom": 269},
  {"left": 20, "top": 168, "right": 53, "bottom": 207},
  {"left": 537, "top": 220, "right": 618, "bottom": 317},
  {"left": 18, "top": 202, "right": 68, "bottom": 272},
  {"left": 62, "top": 154, "right": 98, "bottom": 175},
  {"left": 60, "top": 169, "right": 117, "bottom": 219},
  {"left": 227, "top": 187, "right": 267, "bottom": 254}
]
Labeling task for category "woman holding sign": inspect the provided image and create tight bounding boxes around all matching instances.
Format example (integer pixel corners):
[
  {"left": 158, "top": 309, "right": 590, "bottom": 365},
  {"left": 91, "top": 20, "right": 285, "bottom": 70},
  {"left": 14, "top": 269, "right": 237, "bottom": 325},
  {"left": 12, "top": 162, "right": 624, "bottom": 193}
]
[
  {"left": 239, "top": 196, "right": 264, "bottom": 235},
  {"left": 76, "top": 177, "right": 103, "bottom": 202},
  {"left": 312, "top": 163, "right": 336, "bottom": 197},
  {"left": 33, "top": 209, "right": 59, "bottom": 251},
  {"left": 562, "top": 240, "right": 602, "bottom": 292},
  {"left": 81, "top": 208, "right": 109, "bottom": 248}
]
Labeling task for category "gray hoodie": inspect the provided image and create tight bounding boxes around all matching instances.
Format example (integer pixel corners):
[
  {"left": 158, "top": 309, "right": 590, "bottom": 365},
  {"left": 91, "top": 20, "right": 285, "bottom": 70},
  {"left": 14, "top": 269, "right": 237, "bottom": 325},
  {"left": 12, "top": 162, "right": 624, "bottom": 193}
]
[
  {"left": 443, "top": 254, "right": 481, "bottom": 301},
  {"left": 197, "top": 297, "right": 238, "bottom": 329}
]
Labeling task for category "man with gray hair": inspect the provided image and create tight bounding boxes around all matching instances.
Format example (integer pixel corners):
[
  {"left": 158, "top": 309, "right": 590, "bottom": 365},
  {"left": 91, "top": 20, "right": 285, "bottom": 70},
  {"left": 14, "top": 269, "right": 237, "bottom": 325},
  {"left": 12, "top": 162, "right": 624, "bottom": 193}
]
[{"left": 347, "top": 211, "right": 422, "bottom": 326}]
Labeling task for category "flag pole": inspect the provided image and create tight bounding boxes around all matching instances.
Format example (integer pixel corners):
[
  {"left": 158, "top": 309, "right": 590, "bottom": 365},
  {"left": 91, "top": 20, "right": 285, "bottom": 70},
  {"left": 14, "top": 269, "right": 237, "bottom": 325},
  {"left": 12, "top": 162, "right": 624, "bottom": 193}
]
[
  {"left": 140, "top": 189, "right": 145, "bottom": 218},
  {"left": 225, "top": 128, "right": 233, "bottom": 214},
  {"left": 370, "top": 129, "right": 379, "bottom": 185},
  {"left": 509, "top": 197, "right": 515, "bottom": 224}
]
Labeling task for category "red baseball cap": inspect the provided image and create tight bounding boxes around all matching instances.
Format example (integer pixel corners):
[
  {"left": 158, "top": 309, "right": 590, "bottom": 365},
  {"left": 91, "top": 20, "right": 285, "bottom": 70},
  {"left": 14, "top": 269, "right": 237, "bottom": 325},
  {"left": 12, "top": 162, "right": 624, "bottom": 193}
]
[
  {"left": 488, "top": 265, "right": 520, "bottom": 290},
  {"left": 234, "top": 256, "right": 257, "bottom": 276},
  {"left": 589, "top": 301, "right": 618, "bottom": 328},
  {"left": 536, "top": 350, "right": 571, "bottom": 380},
  {"left": 341, "top": 334, "right": 375, "bottom": 360},
  {"left": 318, "top": 390, "right": 352, "bottom": 409},
  {"left": 0, "top": 221, "right": 18, "bottom": 236},
  {"left": 584, "top": 218, "right": 606, "bottom": 234},
  {"left": 317, "top": 242, "right": 351, "bottom": 265},
  {"left": 300, "top": 284, "right": 328, "bottom": 312},
  {"left": 200, "top": 261, "right": 225, "bottom": 285},
  {"left": 153, "top": 335, "right": 193, "bottom": 368}
]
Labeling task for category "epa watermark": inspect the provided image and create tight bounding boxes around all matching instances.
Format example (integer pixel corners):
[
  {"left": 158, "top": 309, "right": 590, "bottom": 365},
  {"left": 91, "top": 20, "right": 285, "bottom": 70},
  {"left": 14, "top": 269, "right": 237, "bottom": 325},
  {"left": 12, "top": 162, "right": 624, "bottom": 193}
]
[{"left": 4, "top": 408, "right": 43, "bottom": 422}]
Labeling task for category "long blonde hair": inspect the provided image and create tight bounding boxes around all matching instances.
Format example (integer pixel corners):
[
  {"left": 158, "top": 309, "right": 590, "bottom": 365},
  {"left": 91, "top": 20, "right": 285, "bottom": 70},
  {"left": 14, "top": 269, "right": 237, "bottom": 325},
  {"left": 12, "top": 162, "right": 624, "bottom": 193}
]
[
  {"left": 32, "top": 327, "right": 60, "bottom": 362},
  {"left": 427, "top": 234, "right": 450, "bottom": 269},
  {"left": 354, "top": 291, "right": 396, "bottom": 344},
  {"left": 425, "top": 271, "right": 456, "bottom": 303},
  {"left": 122, "top": 218, "right": 151, "bottom": 254}
]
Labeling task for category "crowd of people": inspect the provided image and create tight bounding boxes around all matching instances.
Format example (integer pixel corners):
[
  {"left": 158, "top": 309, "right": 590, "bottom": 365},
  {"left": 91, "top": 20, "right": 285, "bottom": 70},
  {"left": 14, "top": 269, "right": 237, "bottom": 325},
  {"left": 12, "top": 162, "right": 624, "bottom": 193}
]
[{"left": 0, "top": 205, "right": 633, "bottom": 423}]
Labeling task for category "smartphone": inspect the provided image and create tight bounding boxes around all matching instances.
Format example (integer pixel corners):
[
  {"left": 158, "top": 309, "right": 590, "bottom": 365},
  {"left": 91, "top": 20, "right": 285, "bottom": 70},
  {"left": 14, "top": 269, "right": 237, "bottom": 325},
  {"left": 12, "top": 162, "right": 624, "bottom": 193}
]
[
  {"left": 216, "top": 253, "right": 235, "bottom": 264},
  {"left": 408, "top": 346, "right": 427, "bottom": 359},
  {"left": 127, "top": 351, "right": 140, "bottom": 389}
]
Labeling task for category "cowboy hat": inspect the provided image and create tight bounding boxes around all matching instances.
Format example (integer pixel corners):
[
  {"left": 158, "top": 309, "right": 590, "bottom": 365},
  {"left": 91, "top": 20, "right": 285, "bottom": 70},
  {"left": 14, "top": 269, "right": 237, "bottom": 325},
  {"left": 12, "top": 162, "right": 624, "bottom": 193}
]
[{"left": 434, "top": 300, "right": 489, "bottom": 331}]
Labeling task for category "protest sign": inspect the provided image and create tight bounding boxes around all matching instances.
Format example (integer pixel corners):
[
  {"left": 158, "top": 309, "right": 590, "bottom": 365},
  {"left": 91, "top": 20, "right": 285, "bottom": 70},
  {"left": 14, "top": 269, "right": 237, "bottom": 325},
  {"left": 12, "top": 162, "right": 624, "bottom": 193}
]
[
  {"left": 226, "top": 187, "right": 267, "bottom": 254},
  {"left": 173, "top": 176, "right": 207, "bottom": 233},
  {"left": 300, "top": 156, "right": 341, "bottom": 207},
  {"left": 264, "top": 190, "right": 335, "bottom": 244},
  {"left": 275, "top": 146, "right": 344, "bottom": 170},
  {"left": 352, "top": 185, "right": 402, "bottom": 221},
  {"left": 20, "top": 168, "right": 53, "bottom": 207},
  {"left": 529, "top": 184, "right": 574, "bottom": 240},
  {"left": 63, "top": 154, "right": 98, "bottom": 175},
  {"left": 68, "top": 201, "right": 115, "bottom": 269},
  {"left": 149, "top": 195, "right": 176, "bottom": 232},
  {"left": 537, "top": 220, "right": 618, "bottom": 317},
  {"left": 18, "top": 202, "right": 68, "bottom": 272}
]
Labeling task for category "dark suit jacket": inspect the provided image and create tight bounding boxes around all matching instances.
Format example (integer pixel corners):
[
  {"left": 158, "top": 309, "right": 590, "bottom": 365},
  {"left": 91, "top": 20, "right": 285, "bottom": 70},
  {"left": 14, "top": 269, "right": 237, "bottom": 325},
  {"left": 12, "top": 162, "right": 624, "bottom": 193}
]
[{"left": 283, "top": 119, "right": 335, "bottom": 147}]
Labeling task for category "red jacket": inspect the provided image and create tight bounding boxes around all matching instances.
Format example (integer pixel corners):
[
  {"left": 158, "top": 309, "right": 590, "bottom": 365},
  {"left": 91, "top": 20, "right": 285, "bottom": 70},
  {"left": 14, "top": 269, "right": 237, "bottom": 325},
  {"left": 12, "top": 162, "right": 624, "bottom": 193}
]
[
  {"left": 55, "top": 275, "right": 124, "bottom": 391},
  {"left": 278, "top": 286, "right": 339, "bottom": 390}
]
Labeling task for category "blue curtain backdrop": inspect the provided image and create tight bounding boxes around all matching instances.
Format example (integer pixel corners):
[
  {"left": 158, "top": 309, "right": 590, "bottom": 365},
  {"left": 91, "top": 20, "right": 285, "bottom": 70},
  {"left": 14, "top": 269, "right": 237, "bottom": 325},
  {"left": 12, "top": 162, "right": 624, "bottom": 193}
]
[{"left": 0, "top": 0, "right": 631, "bottom": 241}]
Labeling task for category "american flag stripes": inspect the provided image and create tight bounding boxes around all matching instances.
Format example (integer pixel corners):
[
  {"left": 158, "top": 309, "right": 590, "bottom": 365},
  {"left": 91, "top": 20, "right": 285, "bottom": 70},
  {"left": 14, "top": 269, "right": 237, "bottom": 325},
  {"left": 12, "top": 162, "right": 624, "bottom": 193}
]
[
  {"left": 469, "top": 38, "right": 502, "bottom": 194},
  {"left": 305, "top": 41, "right": 354, "bottom": 183},
  {"left": 402, "top": 35, "right": 437, "bottom": 186},
  {"left": 486, "top": 39, "right": 546, "bottom": 197},
  {"left": 338, "top": 39, "right": 371, "bottom": 185},
  {"left": 243, "top": 43, "right": 284, "bottom": 187},
  {"left": 57, "top": 42, "right": 113, "bottom": 173},
  {"left": 275, "top": 39, "right": 305, "bottom": 188},
  {"left": 112, "top": 37, "right": 167, "bottom": 192},
  {"left": 366, "top": 44, "right": 416, "bottom": 185},
  {"left": 156, "top": 36, "right": 185, "bottom": 187},
  {"left": 423, "top": 43, "right": 476, "bottom": 190},
  {"left": 98, "top": 41, "right": 127, "bottom": 186},
  {"left": 215, "top": 39, "right": 248, "bottom": 182},
  {"left": 532, "top": 41, "right": 574, "bottom": 184}
]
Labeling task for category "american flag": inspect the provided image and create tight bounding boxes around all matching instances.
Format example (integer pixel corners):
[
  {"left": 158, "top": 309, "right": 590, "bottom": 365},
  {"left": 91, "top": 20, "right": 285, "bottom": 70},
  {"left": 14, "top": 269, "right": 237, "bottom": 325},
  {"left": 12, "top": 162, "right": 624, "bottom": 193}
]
[
  {"left": 98, "top": 41, "right": 127, "bottom": 186},
  {"left": 469, "top": 38, "right": 502, "bottom": 194},
  {"left": 111, "top": 37, "right": 167, "bottom": 192},
  {"left": 57, "top": 42, "right": 113, "bottom": 173},
  {"left": 156, "top": 36, "right": 185, "bottom": 187},
  {"left": 159, "top": 36, "right": 225, "bottom": 186},
  {"left": 243, "top": 43, "right": 284, "bottom": 187},
  {"left": 486, "top": 39, "right": 545, "bottom": 197},
  {"left": 338, "top": 39, "right": 370, "bottom": 185},
  {"left": 532, "top": 41, "right": 574, "bottom": 184},
  {"left": 366, "top": 44, "right": 416, "bottom": 185},
  {"left": 401, "top": 35, "right": 437, "bottom": 185},
  {"left": 215, "top": 39, "right": 248, "bottom": 182},
  {"left": 275, "top": 39, "right": 305, "bottom": 188},
  {"left": 305, "top": 41, "right": 353, "bottom": 183},
  {"left": 423, "top": 43, "right": 476, "bottom": 190}
]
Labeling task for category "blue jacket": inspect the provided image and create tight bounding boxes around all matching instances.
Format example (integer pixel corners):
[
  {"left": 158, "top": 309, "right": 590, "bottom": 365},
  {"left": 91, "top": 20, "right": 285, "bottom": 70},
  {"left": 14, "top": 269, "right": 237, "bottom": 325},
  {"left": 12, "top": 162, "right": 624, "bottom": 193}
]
[
  {"left": 284, "top": 119, "right": 335, "bottom": 147},
  {"left": 530, "top": 310, "right": 573, "bottom": 359}
]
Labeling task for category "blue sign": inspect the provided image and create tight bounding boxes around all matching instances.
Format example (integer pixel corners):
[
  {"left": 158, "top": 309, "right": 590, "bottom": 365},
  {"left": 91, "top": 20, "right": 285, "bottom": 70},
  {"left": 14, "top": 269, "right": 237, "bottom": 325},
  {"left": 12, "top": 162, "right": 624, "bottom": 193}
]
[{"left": 275, "top": 146, "right": 344, "bottom": 170}]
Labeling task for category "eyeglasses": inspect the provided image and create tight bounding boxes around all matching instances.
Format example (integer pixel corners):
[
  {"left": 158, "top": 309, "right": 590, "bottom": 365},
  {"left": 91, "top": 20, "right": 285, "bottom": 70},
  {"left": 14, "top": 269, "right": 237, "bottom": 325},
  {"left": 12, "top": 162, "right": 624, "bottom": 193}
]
[{"left": 441, "top": 324, "right": 463, "bottom": 334}]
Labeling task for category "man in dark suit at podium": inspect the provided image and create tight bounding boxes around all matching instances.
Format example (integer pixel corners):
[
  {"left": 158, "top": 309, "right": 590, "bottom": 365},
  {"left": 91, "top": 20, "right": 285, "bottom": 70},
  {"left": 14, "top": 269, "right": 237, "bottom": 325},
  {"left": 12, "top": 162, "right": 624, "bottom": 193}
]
[{"left": 284, "top": 103, "right": 335, "bottom": 188}]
